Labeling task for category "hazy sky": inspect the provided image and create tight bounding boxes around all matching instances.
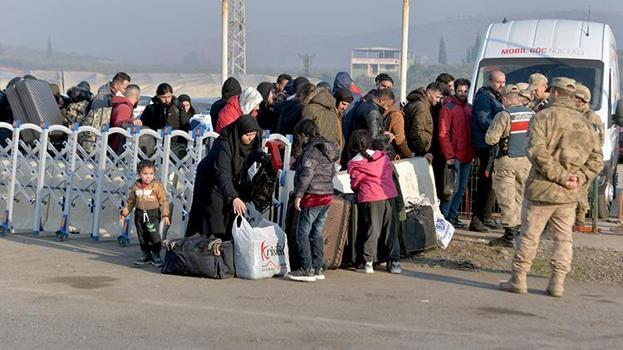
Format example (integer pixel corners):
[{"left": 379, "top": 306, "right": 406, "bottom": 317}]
[{"left": 1, "top": 0, "right": 622, "bottom": 68}]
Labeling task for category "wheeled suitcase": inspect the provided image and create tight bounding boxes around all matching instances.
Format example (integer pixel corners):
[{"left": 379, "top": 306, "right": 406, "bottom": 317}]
[
  {"left": 285, "top": 193, "right": 353, "bottom": 270},
  {"left": 6, "top": 78, "right": 62, "bottom": 143},
  {"left": 400, "top": 204, "right": 437, "bottom": 255},
  {"left": 322, "top": 195, "right": 350, "bottom": 269}
]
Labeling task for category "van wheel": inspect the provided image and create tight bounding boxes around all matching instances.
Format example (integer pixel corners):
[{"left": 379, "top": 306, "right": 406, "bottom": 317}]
[{"left": 598, "top": 174, "right": 616, "bottom": 219}]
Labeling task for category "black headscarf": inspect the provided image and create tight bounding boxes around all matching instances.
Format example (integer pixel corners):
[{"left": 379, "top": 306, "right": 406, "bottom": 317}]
[
  {"left": 220, "top": 115, "right": 261, "bottom": 178},
  {"left": 256, "top": 82, "right": 274, "bottom": 103}
]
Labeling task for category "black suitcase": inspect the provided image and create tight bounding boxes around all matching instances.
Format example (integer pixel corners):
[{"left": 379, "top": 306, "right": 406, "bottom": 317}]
[
  {"left": 161, "top": 234, "right": 235, "bottom": 279},
  {"left": 400, "top": 205, "right": 437, "bottom": 255},
  {"left": 6, "top": 78, "right": 62, "bottom": 142}
]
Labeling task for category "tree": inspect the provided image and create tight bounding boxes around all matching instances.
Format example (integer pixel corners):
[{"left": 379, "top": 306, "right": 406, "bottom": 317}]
[
  {"left": 438, "top": 35, "right": 448, "bottom": 65},
  {"left": 464, "top": 32, "right": 482, "bottom": 64}
]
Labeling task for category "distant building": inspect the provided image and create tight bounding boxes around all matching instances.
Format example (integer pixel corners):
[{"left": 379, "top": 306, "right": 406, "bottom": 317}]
[{"left": 351, "top": 47, "right": 415, "bottom": 79}]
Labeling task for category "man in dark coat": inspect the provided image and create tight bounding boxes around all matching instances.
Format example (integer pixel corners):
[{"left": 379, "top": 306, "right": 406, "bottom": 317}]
[
  {"left": 186, "top": 116, "right": 262, "bottom": 239},
  {"left": 275, "top": 77, "right": 311, "bottom": 136},
  {"left": 469, "top": 70, "right": 505, "bottom": 232},
  {"left": 210, "top": 77, "right": 242, "bottom": 129},
  {"left": 256, "top": 82, "right": 278, "bottom": 131},
  {"left": 403, "top": 82, "right": 444, "bottom": 157}
]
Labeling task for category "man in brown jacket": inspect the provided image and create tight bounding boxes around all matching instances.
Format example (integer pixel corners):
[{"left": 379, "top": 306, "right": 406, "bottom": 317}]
[
  {"left": 301, "top": 87, "right": 343, "bottom": 148},
  {"left": 403, "top": 82, "right": 444, "bottom": 157},
  {"left": 383, "top": 105, "right": 413, "bottom": 159},
  {"left": 500, "top": 77, "right": 603, "bottom": 298}
]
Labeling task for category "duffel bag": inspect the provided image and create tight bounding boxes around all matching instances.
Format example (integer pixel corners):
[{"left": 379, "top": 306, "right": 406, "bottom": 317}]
[{"left": 161, "top": 234, "right": 235, "bottom": 279}]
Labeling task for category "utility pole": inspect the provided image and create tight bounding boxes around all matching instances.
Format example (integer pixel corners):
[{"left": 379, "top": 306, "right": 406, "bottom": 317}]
[
  {"left": 221, "top": 0, "right": 228, "bottom": 84},
  {"left": 298, "top": 53, "right": 315, "bottom": 77},
  {"left": 228, "top": 0, "right": 247, "bottom": 76},
  {"left": 400, "top": 0, "right": 410, "bottom": 104}
]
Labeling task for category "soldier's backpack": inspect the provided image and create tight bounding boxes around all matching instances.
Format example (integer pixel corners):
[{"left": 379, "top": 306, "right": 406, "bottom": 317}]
[
  {"left": 64, "top": 100, "right": 90, "bottom": 127},
  {"left": 78, "top": 106, "right": 112, "bottom": 153}
]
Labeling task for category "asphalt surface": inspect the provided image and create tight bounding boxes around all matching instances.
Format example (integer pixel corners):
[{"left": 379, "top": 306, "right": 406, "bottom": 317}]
[{"left": 1, "top": 232, "right": 622, "bottom": 349}]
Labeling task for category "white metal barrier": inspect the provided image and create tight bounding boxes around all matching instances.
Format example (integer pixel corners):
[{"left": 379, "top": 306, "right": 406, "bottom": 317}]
[{"left": 0, "top": 122, "right": 293, "bottom": 245}]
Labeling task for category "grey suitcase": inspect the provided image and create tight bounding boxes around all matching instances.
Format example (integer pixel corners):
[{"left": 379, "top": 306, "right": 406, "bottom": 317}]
[{"left": 6, "top": 79, "right": 62, "bottom": 142}]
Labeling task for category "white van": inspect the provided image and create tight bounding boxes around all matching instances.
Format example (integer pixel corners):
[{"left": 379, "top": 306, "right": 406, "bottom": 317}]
[{"left": 470, "top": 19, "right": 621, "bottom": 217}]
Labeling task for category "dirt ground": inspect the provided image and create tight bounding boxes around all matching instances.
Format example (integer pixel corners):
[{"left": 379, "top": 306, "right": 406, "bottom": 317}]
[{"left": 407, "top": 230, "right": 623, "bottom": 286}]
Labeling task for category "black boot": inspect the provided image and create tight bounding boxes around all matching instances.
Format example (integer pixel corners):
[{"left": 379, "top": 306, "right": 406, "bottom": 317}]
[
  {"left": 483, "top": 217, "right": 503, "bottom": 230},
  {"left": 469, "top": 216, "right": 490, "bottom": 233},
  {"left": 489, "top": 227, "right": 515, "bottom": 247}
]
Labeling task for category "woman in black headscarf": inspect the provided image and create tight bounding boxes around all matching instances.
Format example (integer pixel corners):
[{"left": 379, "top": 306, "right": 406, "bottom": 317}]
[{"left": 186, "top": 115, "right": 262, "bottom": 238}]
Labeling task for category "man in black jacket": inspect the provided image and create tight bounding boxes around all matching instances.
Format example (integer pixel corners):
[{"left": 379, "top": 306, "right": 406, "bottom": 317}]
[{"left": 350, "top": 88, "right": 396, "bottom": 154}]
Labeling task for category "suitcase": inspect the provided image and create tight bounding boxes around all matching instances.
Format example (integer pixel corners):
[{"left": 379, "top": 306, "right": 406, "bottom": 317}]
[
  {"left": 400, "top": 204, "right": 437, "bottom": 255},
  {"left": 285, "top": 194, "right": 353, "bottom": 270},
  {"left": 6, "top": 79, "right": 62, "bottom": 143},
  {"left": 161, "top": 234, "right": 235, "bottom": 279},
  {"left": 322, "top": 195, "right": 350, "bottom": 269}
]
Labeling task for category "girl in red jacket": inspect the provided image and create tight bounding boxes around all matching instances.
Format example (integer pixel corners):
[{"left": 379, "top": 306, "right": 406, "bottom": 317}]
[{"left": 347, "top": 130, "right": 401, "bottom": 274}]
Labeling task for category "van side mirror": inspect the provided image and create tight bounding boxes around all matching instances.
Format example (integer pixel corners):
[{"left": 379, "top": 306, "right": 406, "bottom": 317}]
[{"left": 613, "top": 99, "right": 623, "bottom": 126}]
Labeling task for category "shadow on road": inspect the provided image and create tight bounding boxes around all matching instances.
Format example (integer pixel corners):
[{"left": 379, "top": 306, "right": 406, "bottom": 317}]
[{"left": 2, "top": 231, "right": 161, "bottom": 274}]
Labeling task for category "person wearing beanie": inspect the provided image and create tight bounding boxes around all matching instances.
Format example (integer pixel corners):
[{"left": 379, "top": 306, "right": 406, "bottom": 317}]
[{"left": 210, "top": 77, "right": 242, "bottom": 128}]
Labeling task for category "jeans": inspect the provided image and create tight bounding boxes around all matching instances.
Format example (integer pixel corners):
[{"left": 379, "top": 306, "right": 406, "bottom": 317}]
[
  {"left": 441, "top": 161, "right": 472, "bottom": 221},
  {"left": 296, "top": 205, "right": 329, "bottom": 270}
]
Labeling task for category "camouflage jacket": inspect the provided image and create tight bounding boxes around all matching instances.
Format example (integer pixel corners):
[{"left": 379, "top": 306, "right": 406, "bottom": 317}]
[
  {"left": 578, "top": 104, "right": 605, "bottom": 146},
  {"left": 525, "top": 98, "right": 603, "bottom": 204}
]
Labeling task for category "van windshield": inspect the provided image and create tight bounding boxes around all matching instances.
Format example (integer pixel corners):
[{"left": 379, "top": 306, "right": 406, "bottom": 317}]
[{"left": 475, "top": 58, "right": 604, "bottom": 110}]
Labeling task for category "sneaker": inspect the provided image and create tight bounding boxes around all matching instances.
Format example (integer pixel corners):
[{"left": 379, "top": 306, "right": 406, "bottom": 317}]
[
  {"left": 449, "top": 218, "right": 467, "bottom": 229},
  {"left": 356, "top": 261, "right": 374, "bottom": 274},
  {"left": 314, "top": 268, "right": 326, "bottom": 281},
  {"left": 133, "top": 252, "right": 152, "bottom": 266},
  {"left": 388, "top": 261, "right": 402, "bottom": 274},
  {"left": 285, "top": 268, "right": 316, "bottom": 282},
  {"left": 483, "top": 218, "right": 503, "bottom": 230},
  {"left": 150, "top": 254, "right": 163, "bottom": 267}
]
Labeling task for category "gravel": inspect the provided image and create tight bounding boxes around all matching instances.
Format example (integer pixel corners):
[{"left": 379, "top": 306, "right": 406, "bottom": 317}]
[{"left": 405, "top": 233, "right": 623, "bottom": 286}]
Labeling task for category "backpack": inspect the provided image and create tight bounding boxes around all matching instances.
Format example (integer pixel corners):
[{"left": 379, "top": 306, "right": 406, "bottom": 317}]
[
  {"left": 249, "top": 152, "right": 278, "bottom": 212},
  {"left": 78, "top": 106, "right": 112, "bottom": 153},
  {"left": 64, "top": 100, "right": 90, "bottom": 127}
]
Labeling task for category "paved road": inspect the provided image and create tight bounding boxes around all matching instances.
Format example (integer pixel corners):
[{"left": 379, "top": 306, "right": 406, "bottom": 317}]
[{"left": 0, "top": 233, "right": 622, "bottom": 349}]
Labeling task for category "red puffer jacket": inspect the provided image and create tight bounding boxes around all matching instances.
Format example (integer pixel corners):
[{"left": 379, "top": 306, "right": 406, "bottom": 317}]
[{"left": 438, "top": 95, "right": 474, "bottom": 163}]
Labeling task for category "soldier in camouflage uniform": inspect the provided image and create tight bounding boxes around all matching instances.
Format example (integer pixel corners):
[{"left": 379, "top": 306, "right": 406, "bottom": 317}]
[
  {"left": 500, "top": 77, "right": 603, "bottom": 298},
  {"left": 485, "top": 85, "right": 535, "bottom": 247},
  {"left": 527, "top": 73, "right": 549, "bottom": 112},
  {"left": 574, "top": 83, "right": 605, "bottom": 226}
]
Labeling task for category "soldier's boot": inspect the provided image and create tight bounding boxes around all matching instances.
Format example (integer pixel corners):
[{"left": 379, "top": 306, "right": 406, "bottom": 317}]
[
  {"left": 546, "top": 273, "right": 566, "bottom": 298},
  {"left": 499, "top": 270, "right": 528, "bottom": 294},
  {"left": 489, "top": 227, "right": 515, "bottom": 247},
  {"left": 574, "top": 210, "right": 588, "bottom": 227},
  {"left": 469, "top": 216, "right": 490, "bottom": 233}
]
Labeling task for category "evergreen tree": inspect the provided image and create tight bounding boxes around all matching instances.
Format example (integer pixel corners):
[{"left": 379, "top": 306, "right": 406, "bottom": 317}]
[{"left": 438, "top": 35, "right": 448, "bottom": 65}]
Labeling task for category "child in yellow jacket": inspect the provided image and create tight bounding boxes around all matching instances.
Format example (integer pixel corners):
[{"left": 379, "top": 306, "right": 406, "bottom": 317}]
[{"left": 120, "top": 160, "right": 170, "bottom": 267}]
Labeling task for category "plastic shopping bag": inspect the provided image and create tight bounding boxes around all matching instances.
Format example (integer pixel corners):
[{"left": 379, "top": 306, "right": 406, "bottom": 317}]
[{"left": 232, "top": 215, "right": 290, "bottom": 279}]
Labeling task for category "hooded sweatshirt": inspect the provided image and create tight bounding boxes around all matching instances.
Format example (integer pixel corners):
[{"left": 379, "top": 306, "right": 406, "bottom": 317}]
[
  {"left": 348, "top": 150, "right": 398, "bottom": 203},
  {"left": 109, "top": 96, "right": 135, "bottom": 151}
]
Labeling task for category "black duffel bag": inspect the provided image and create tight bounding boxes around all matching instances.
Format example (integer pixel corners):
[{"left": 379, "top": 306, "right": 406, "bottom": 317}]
[
  {"left": 161, "top": 234, "right": 235, "bottom": 279},
  {"left": 400, "top": 205, "right": 437, "bottom": 256}
]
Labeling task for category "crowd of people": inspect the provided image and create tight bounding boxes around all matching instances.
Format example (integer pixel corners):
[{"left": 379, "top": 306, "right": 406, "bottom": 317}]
[{"left": 0, "top": 68, "right": 604, "bottom": 296}]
